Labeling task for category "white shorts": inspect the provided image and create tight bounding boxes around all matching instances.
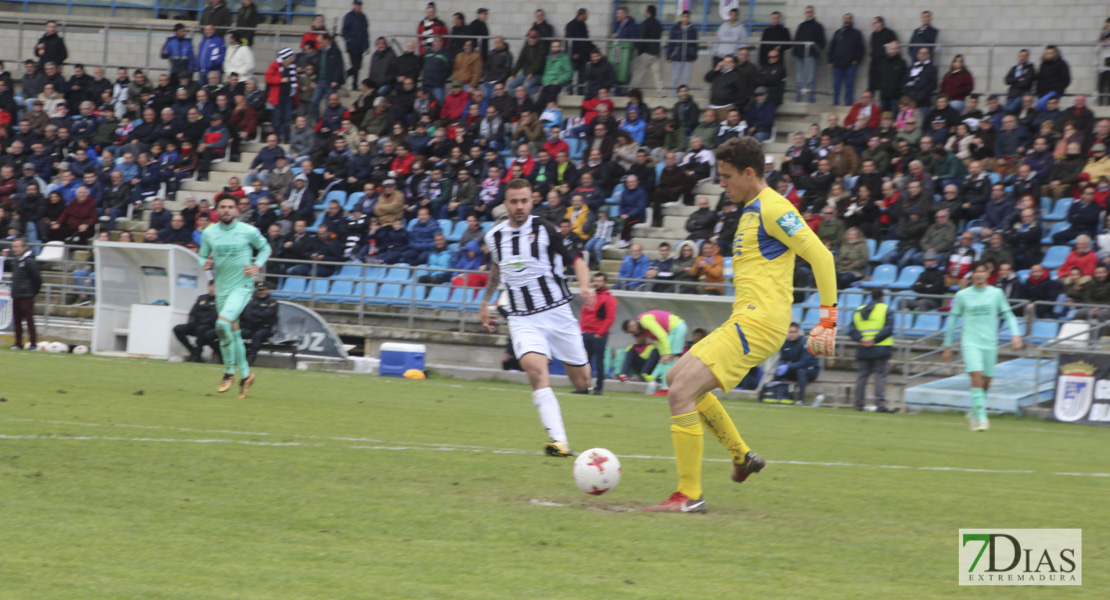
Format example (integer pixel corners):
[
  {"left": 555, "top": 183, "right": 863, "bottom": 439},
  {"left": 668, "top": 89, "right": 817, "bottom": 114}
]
[{"left": 508, "top": 303, "right": 589, "bottom": 367}]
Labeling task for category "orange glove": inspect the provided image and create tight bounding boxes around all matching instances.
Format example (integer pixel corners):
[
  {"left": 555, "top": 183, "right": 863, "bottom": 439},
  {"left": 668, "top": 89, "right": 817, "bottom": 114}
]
[{"left": 806, "top": 305, "right": 838, "bottom": 356}]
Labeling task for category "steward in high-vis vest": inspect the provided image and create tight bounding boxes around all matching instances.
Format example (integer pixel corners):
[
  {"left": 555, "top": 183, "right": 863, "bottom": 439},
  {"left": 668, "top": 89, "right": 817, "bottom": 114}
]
[{"left": 848, "top": 288, "right": 895, "bottom": 412}]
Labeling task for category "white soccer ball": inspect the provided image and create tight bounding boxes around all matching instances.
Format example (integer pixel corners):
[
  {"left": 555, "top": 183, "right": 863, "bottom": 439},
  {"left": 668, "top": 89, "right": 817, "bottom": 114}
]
[
  {"left": 573, "top": 448, "right": 622, "bottom": 496},
  {"left": 72, "top": 345, "right": 89, "bottom": 355},
  {"left": 48, "top": 342, "right": 69, "bottom": 354},
  {"left": 34, "top": 341, "right": 48, "bottom": 351}
]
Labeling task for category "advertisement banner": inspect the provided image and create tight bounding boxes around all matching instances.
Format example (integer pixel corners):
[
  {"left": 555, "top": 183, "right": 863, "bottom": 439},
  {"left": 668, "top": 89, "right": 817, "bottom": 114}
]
[
  {"left": 1053, "top": 354, "right": 1110, "bottom": 426},
  {"left": 274, "top": 301, "right": 348, "bottom": 360}
]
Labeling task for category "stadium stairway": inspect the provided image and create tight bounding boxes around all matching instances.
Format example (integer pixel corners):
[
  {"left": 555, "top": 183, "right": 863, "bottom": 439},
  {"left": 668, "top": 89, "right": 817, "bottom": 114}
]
[{"left": 902, "top": 358, "right": 1058, "bottom": 414}]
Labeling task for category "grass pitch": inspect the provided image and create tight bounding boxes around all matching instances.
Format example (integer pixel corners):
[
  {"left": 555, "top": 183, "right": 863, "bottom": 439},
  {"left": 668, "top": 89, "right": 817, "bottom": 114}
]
[{"left": 0, "top": 351, "right": 1106, "bottom": 599}]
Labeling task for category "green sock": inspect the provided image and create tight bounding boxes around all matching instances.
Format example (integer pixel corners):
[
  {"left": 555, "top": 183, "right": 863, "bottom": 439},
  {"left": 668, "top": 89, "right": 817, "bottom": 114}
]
[
  {"left": 232, "top": 330, "right": 250, "bottom": 379},
  {"left": 970, "top": 388, "right": 987, "bottom": 420},
  {"left": 217, "top": 322, "right": 235, "bottom": 375}
]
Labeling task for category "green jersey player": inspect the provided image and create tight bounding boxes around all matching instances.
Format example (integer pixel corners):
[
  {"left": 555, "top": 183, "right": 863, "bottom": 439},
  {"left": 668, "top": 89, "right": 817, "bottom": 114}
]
[
  {"left": 198, "top": 194, "right": 272, "bottom": 398},
  {"left": 943, "top": 261, "right": 1023, "bottom": 431}
]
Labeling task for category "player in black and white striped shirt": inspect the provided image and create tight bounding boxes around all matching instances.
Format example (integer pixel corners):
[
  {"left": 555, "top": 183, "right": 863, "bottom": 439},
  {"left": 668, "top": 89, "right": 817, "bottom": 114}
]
[{"left": 479, "top": 179, "right": 596, "bottom": 457}]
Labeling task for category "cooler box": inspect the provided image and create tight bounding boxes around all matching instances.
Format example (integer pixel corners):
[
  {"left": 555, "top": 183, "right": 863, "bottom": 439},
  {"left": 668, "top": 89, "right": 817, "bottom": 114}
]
[
  {"left": 379, "top": 343, "right": 427, "bottom": 377},
  {"left": 549, "top": 359, "right": 566, "bottom": 376}
]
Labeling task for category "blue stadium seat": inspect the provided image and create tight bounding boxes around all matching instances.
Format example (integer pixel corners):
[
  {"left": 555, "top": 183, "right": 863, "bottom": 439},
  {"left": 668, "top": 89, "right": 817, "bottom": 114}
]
[
  {"left": 361, "top": 266, "right": 387, "bottom": 281},
  {"left": 801, "top": 308, "right": 820, "bottom": 328},
  {"left": 447, "top": 220, "right": 468, "bottom": 242},
  {"left": 346, "top": 282, "right": 373, "bottom": 303},
  {"left": 800, "top": 292, "right": 820, "bottom": 307},
  {"left": 888, "top": 266, "right": 924, "bottom": 290},
  {"left": 966, "top": 219, "right": 988, "bottom": 231},
  {"left": 366, "top": 283, "right": 402, "bottom": 305},
  {"left": 655, "top": 162, "right": 665, "bottom": 179},
  {"left": 437, "top": 219, "right": 453, "bottom": 235},
  {"left": 305, "top": 211, "right": 326, "bottom": 233},
  {"left": 839, "top": 291, "right": 864, "bottom": 310},
  {"left": 448, "top": 243, "right": 460, "bottom": 253},
  {"left": 1041, "top": 246, "right": 1071, "bottom": 270},
  {"left": 1030, "top": 321, "right": 1059, "bottom": 345},
  {"left": 307, "top": 279, "right": 331, "bottom": 300},
  {"left": 481, "top": 222, "right": 495, "bottom": 233},
  {"left": 906, "top": 313, "right": 942, "bottom": 338},
  {"left": 988, "top": 172, "right": 1001, "bottom": 185},
  {"left": 1039, "top": 196, "right": 1052, "bottom": 215},
  {"left": 861, "top": 264, "right": 898, "bottom": 288},
  {"left": 416, "top": 285, "right": 455, "bottom": 309},
  {"left": 386, "top": 266, "right": 413, "bottom": 282},
  {"left": 1044, "top": 198, "right": 1071, "bottom": 221},
  {"left": 324, "top": 189, "right": 347, "bottom": 208},
  {"left": 998, "top": 320, "right": 1026, "bottom": 341},
  {"left": 837, "top": 305, "right": 854, "bottom": 327},
  {"left": 865, "top": 238, "right": 876, "bottom": 258},
  {"left": 272, "top": 277, "right": 307, "bottom": 300},
  {"left": 406, "top": 218, "right": 418, "bottom": 231},
  {"left": 336, "top": 263, "right": 365, "bottom": 280},
  {"left": 791, "top": 306, "right": 803, "bottom": 323},
  {"left": 320, "top": 279, "right": 354, "bottom": 303},
  {"left": 971, "top": 242, "right": 984, "bottom": 255},
  {"left": 1043, "top": 221, "right": 1070, "bottom": 245},
  {"left": 609, "top": 183, "right": 625, "bottom": 201},
  {"left": 389, "top": 285, "right": 421, "bottom": 307},
  {"left": 344, "top": 192, "right": 365, "bottom": 212},
  {"left": 872, "top": 240, "right": 898, "bottom": 262},
  {"left": 893, "top": 311, "right": 913, "bottom": 337},
  {"left": 567, "top": 137, "right": 584, "bottom": 160},
  {"left": 1017, "top": 269, "right": 1031, "bottom": 283},
  {"left": 609, "top": 205, "right": 621, "bottom": 217}
]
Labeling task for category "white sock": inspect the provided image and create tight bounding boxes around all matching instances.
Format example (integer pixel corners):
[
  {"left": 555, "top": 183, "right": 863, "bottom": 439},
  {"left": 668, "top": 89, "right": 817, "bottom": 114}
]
[{"left": 532, "top": 387, "right": 567, "bottom": 444}]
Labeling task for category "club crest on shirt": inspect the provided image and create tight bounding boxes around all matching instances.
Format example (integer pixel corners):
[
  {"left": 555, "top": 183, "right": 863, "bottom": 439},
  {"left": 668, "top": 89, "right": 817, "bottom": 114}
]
[{"left": 776, "top": 213, "right": 805, "bottom": 237}]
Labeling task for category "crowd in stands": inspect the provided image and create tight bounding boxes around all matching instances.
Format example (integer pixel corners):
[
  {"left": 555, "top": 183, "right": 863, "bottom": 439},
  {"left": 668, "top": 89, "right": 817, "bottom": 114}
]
[{"left": 1, "top": 5, "right": 1109, "bottom": 314}]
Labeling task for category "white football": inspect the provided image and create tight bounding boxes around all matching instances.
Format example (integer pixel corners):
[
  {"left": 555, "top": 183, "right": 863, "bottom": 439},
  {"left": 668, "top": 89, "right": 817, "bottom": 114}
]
[
  {"left": 573, "top": 448, "right": 622, "bottom": 496},
  {"left": 34, "top": 341, "right": 48, "bottom": 351},
  {"left": 72, "top": 345, "right": 89, "bottom": 355},
  {"left": 48, "top": 342, "right": 69, "bottom": 354}
]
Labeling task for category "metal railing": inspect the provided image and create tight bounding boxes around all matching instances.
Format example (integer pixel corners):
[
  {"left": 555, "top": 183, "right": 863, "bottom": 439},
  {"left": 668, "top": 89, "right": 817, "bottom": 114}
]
[{"left": 7, "top": 0, "right": 316, "bottom": 24}]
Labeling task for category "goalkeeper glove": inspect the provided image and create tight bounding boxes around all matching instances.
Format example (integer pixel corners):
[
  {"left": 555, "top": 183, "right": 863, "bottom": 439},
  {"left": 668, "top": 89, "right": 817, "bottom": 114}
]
[
  {"left": 775, "top": 364, "right": 789, "bottom": 376},
  {"left": 807, "top": 305, "right": 838, "bottom": 356}
]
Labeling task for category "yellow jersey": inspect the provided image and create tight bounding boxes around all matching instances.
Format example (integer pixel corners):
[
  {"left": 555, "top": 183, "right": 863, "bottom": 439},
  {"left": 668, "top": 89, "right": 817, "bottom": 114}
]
[{"left": 729, "top": 187, "right": 838, "bottom": 319}]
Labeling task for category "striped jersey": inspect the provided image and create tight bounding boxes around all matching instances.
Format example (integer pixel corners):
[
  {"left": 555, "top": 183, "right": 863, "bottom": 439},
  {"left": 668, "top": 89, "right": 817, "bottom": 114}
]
[{"left": 485, "top": 215, "right": 576, "bottom": 317}]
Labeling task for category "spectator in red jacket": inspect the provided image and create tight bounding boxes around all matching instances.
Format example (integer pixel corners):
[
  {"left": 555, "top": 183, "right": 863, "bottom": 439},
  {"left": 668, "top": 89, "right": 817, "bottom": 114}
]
[
  {"left": 844, "top": 90, "right": 881, "bottom": 129},
  {"left": 416, "top": 3, "right": 449, "bottom": 56},
  {"left": 441, "top": 83, "right": 470, "bottom": 121},
  {"left": 49, "top": 186, "right": 97, "bottom": 243},
  {"left": 579, "top": 272, "right": 618, "bottom": 395},
  {"left": 940, "top": 54, "right": 975, "bottom": 112},
  {"left": 1058, "top": 234, "right": 1098, "bottom": 278}
]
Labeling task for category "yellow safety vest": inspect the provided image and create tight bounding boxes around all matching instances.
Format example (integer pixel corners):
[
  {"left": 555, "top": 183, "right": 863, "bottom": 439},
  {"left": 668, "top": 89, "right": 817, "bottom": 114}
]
[{"left": 852, "top": 303, "right": 893, "bottom": 346}]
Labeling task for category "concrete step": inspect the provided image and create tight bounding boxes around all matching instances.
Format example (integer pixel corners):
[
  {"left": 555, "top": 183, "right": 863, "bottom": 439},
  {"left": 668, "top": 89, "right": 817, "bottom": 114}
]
[
  {"left": 663, "top": 203, "right": 698, "bottom": 217},
  {"left": 179, "top": 179, "right": 233, "bottom": 194},
  {"left": 212, "top": 153, "right": 257, "bottom": 173}
]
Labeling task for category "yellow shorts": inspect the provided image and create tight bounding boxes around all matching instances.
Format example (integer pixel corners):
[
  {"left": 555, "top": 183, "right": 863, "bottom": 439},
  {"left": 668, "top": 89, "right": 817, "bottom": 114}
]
[{"left": 690, "top": 313, "right": 788, "bottom": 391}]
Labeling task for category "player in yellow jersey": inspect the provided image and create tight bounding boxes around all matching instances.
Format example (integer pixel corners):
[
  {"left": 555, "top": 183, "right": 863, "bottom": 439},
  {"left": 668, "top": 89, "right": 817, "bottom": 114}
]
[{"left": 645, "top": 137, "right": 839, "bottom": 513}]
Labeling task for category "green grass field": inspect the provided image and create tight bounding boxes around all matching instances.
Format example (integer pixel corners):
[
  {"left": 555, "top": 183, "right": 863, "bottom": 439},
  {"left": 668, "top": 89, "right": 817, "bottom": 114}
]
[{"left": 0, "top": 351, "right": 1105, "bottom": 599}]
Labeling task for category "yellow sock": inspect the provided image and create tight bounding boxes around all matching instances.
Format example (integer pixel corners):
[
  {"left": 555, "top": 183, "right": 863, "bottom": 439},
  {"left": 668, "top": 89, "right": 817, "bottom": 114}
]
[
  {"left": 696, "top": 392, "right": 751, "bottom": 463},
  {"left": 670, "top": 412, "right": 703, "bottom": 500}
]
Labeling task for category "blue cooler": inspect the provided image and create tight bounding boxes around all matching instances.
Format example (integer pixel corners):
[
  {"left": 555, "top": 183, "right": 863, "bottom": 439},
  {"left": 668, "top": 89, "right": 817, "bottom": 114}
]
[
  {"left": 548, "top": 359, "right": 566, "bottom": 376},
  {"left": 379, "top": 343, "right": 427, "bottom": 377}
]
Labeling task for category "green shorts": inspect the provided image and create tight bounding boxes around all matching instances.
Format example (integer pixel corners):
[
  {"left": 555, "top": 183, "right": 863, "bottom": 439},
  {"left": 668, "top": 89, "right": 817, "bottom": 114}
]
[
  {"left": 962, "top": 345, "right": 998, "bottom": 377},
  {"left": 216, "top": 285, "right": 253, "bottom": 322}
]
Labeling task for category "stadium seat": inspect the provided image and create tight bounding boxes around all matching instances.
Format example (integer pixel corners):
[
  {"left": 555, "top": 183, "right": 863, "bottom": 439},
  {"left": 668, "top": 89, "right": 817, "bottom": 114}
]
[
  {"left": 1017, "top": 269, "right": 1031, "bottom": 283},
  {"left": 336, "top": 263, "right": 365, "bottom": 279},
  {"left": 988, "top": 172, "right": 1001, "bottom": 185},
  {"left": 447, "top": 220, "right": 468, "bottom": 242},
  {"left": 1043, "top": 221, "right": 1070, "bottom": 245},
  {"left": 366, "top": 283, "right": 402, "bottom": 305},
  {"left": 893, "top": 311, "right": 913, "bottom": 337},
  {"left": 837, "top": 305, "right": 854, "bottom": 327},
  {"left": 416, "top": 285, "right": 455, "bottom": 309},
  {"left": 998, "top": 320, "right": 1026, "bottom": 341},
  {"left": 966, "top": 219, "right": 988, "bottom": 231},
  {"left": 888, "top": 266, "right": 924, "bottom": 290},
  {"left": 386, "top": 266, "right": 414, "bottom": 281},
  {"left": 363, "top": 266, "right": 388, "bottom": 281},
  {"left": 320, "top": 279, "right": 354, "bottom": 303},
  {"left": 655, "top": 162, "right": 664, "bottom": 179},
  {"left": 609, "top": 205, "right": 621, "bottom": 217},
  {"left": 305, "top": 211, "right": 325, "bottom": 233},
  {"left": 322, "top": 190, "right": 347, "bottom": 210},
  {"left": 481, "top": 222, "right": 495, "bottom": 233},
  {"left": 1041, "top": 246, "right": 1071, "bottom": 270},
  {"left": 971, "top": 242, "right": 984, "bottom": 254},
  {"left": 800, "top": 292, "right": 820, "bottom": 307},
  {"left": 1030, "top": 321, "right": 1059, "bottom": 345},
  {"left": 872, "top": 240, "right": 898, "bottom": 262},
  {"left": 406, "top": 218, "right": 418, "bottom": 231},
  {"left": 861, "top": 264, "right": 898, "bottom": 288},
  {"left": 906, "top": 313, "right": 942, "bottom": 338},
  {"left": 389, "top": 285, "right": 422, "bottom": 307},
  {"left": 865, "top": 238, "right": 876, "bottom": 258},
  {"left": 348, "top": 282, "right": 374, "bottom": 304},
  {"left": 307, "top": 279, "right": 330, "bottom": 300},
  {"left": 37, "top": 241, "right": 66, "bottom": 262},
  {"left": 272, "top": 277, "right": 307, "bottom": 300},
  {"left": 344, "top": 192, "right": 365, "bottom": 212},
  {"left": 567, "top": 137, "right": 584, "bottom": 160},
  {"left": 1056, "top": 321, "right": 1091, "bottom": 347},
  {"left": 1044, "top": 198, "right": 1071, "bottom": 221},
  {"left": 609, "top": 183, "right": 625, "bottom": 201},
  {"left": 791, "top": 307, "right": 803, "bottom": 324},
  {"left": 839, "top": 291, "right": 864, "bottom": 310},
  {"left": 448, "top": 242, "right": 460, "bottom": 253},
  {"left": 437, "top": 219, "right": 453, "bottom": 235},
  {"left": 801, "top": 308, "right": 820, "bottom": 328}
]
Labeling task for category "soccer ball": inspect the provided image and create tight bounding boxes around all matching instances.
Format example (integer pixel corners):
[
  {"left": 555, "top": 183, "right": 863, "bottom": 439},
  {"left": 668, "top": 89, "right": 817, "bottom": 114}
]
[
  {"left": 47, "top": 342, "right": 69, "bottom": 354},
  {"left": 572, "top": 448, "right": 622, "bottom": 496},
  {"left": 34, "top": 341, "right": 48, "bottom": 351},
  {"left": 72, "top": 345, "right": 89, "bottom": 355}
]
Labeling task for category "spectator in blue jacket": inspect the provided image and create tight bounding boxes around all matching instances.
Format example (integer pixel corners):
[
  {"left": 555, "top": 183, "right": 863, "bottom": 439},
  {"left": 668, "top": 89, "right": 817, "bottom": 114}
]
[
  {"left": 161, "top": 23, "right": 195, "bottom": 77},
  {"left": 134, "top": 152, "right": 163, "bottom": 202},
  {"left": 289, "top": 223, "right": 344, "bottom": 277},
  {"left": 403, "top": 206, "right": 442, "bottom": 264},
  {"left": 619, "top": 106, "right": 646, "bottom": 144},
  {"left": 617, "top": 241, "right": 651, "bottom": 289},
  {"left": 666, "top": 11, "right": 698, "bottom": 93},
  {"left": 341, "top": 0, "right": 370, "bottom": 90},
  {"left": 745, "top": 87, "right": 777, "bottom": 141},
  {"left": 313, "top": 34, "right": 346, "bottom": 119},
  {"left": 452, "top": 239, "right": 485, "bottom": 275},
  {"left": 616, "top": 173, "right": 647, "bottom": 246},
  {"left": 773, "top": 322, "right": 821, "bottom": 402},
  {"left": 195, "top": 24, "right": 225, "bottom": 74},
  {"left": 247, "top": 134, "right": 286, "bottom": 184},
  {"left": 422, "top": 37, "right": 451, "bottom": 105},
  {"left": 415, "top": 233, "right": 457, "bottom": 289},
  {"left": 1053, "top": 186, "right": 1101, "bottom": 244},
  {"left": 827, "top": 13, "right": 865, "bottom": 106}
]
